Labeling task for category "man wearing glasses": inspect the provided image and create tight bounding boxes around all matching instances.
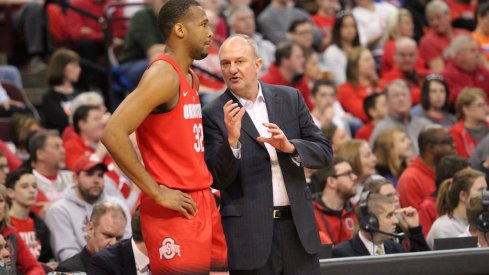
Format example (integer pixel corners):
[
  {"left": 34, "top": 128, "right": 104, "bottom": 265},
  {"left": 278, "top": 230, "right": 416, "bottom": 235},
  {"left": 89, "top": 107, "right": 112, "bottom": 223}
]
[{"left": 311, "top": 157, "right": 358, "bottom": 245}]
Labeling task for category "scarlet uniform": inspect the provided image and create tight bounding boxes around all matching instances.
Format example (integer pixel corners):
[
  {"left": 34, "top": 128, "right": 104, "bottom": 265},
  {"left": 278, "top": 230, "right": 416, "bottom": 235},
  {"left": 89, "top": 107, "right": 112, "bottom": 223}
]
[{"left": 136, "top": 55, "right": 227, "bottom": 274}]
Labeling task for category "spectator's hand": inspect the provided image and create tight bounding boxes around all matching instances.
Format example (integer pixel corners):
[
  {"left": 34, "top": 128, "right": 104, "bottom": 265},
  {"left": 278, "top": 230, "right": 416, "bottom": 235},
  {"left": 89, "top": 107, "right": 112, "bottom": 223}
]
[
  {"left": 80, "top": 27, "right": 94, "bottom": 35},
  {"left": 224, "top": 100, "right": 246, "bottom": 148},
  {"left": 257, "top": 123, "right": 295, "bottom": 153},
  {"left": 45, "top": 261, "right": 58, "bottom": 270},
  {"left": 35, "top": 201, "right": 53, "bottom": 220},
  {"left": 8, "top": 100, "right": 25, "bottom": 109},
  {"left": 154, "top": 184, "right": 197, "bottom": 219},
  {"left": 396, "top": 207, "right": 419, "bottom": 228},
  {"left": 112, "top": 37, "right": 124, "bottom": 46}
]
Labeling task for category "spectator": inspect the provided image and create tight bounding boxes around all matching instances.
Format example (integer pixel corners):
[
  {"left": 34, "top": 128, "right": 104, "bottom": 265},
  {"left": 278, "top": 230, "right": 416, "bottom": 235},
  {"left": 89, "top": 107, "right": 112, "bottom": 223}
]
[
  {"left": 45, "top": 156, "right": 130, "bottom": 261},
  {"left": 355, "top": 93, "right": 387, "bottom": 141},
  {"left": 0, "top": 143, "right": 21, "bottom": 174},
  {"left": 336, "top": 139, "right": 377, "bottom": 203},
  {"left": 397, "top": 125, "right": 455, "bottom": 210},
  {"left": 310, "top": 79, "right": 350, "bottom": 131},
  {"left": 364, "top": 178, "right": 430, "bottom": 252},
  {"left": 418, "top": 155, "right": 470, "bottom": 237},
  {"left": 0, "top": 234, "right": 12, "bottom": 274},
  {"left": 311, "top": 0, "right": 338, "bottom": 48},
  {"left": 381, "top": 8, "right": 426, "bottom": 76},
  {"left": 287, "top": 19, "right": 315, "bottom": 50},
  {"left": 119, "top": 0, "right": 166, "bottom": 88},
  {"left": 0, "top": 185, "right": 44, "bottom": 274},
  {"left": 28, "top": 131, "right": 71, "bottom": 219},
  {"left": 373, "top": 128, "right": 412, "bottom": 186},
  {"left": 412, "top": 74, "right": 457, "bottom": 128},
  {"left": 42, "top": 49, "right": 82, "bottom": 134},
  {"left": 5, "top": 168, "right": 56, "bottom": 268},
  {"left": 446, "top": 0, "right": 477, "bottom": 31},
  {"left": 402, "top": 0, "right": 429, "bottom": 43},
  {"left": 332, "top": 193, "right": 418, "bottom": 257},
  {"left": 419, "top": 0, "right": 469, "bottom": 73},
  {"left": 470, "top": 134, "right": 489, "bottom": 182},
  {"left": 337, "top": 47, "right": 383, "bottom": 122},
  {"left": 0, "top": 153, "right": 9, "bottom": 186},
  {"left": 227, "top": 4, "right": 275, "bottom": 76},
  {"left": 260, "top": 42, "right": 312, "bottom": 109},
  {"left": 381, "top": 37, "right": 430, "bottom": 105},
  {"left": 321, "top": 123, "right": 351, "bottom": 154},
  {"left": 10, "top": 114, "right": 41, "bottom": 161},
  {"left": 463, "top": 192, "right": 489, "bottom": 247},
  {"left": 311, "top": 157, "right": 358, "bottom": 245},
  {"left": 320, "top": 11, "right": 361, "bottom": 86},
  {"left": 450, "top": 88, "right": 489, "bottom": 158},
  {"left": 473, "top": 2, "right": 489, "bottom": 63},
  {"left": 441, "top": 36, "right": 489, "bottom": 103},
  {"left": 427, "top": 168, "right": 487, "bottom": 249},
  {"left": 56, "top": 202, "right": 127, "bottom": 273},
  {"left": 0, "top": 84, "right": 27, "bottom": 118},
  {"left": 369, "top": 80, "right": 431, "bottom": 155},
  {"left": 352, "top": 0, "right": 397, "bottom": 61},
  {"left": 87, "top": 206, "right": 148, "bottom": 274}
]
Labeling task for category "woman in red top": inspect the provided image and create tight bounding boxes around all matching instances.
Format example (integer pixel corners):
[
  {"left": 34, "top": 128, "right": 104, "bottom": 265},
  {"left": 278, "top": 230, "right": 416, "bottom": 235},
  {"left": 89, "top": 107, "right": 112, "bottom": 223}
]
[
  {"left": 450, "top": 88, "right": 489, "bottom": 158},
  {"left": 337, "top": 47, "right": 383, "bottom": 122}
]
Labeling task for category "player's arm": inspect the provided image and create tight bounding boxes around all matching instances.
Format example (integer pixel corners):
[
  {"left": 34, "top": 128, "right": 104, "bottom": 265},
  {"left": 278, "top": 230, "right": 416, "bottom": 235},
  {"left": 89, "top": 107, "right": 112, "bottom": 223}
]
[{"left": 101, "top": 61, "right": 197, "bottom": 219}]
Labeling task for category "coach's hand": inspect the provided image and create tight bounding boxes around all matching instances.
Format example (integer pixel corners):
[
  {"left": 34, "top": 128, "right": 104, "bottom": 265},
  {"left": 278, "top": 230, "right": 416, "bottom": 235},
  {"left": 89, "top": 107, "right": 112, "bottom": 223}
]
[
  {"left": 155, "top": 185, "right": 197, "bottom": 219},
  {"left": 257, "top": 123, "right": 295, "bottom": 153}
]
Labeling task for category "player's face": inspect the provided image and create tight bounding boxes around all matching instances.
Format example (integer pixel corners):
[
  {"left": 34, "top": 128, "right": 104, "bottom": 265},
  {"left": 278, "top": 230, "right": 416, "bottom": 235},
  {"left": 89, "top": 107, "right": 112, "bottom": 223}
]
[{"left": 184, "top": 5, "right": 214, "bottom": 60}]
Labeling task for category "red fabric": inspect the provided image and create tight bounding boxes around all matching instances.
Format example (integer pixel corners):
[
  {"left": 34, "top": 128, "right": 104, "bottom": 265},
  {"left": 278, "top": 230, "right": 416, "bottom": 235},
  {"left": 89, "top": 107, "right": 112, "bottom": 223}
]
[
  {"left": 397, "top": 156, "right": 436, "bottom": 210},
  {"left": 31, "top": 191, "right": 48, "bottom": 217},
  {"left": 445, "top": 0, "right": 477, "bottom": 21},
  {"left": 2, "top": 226, "right": 44, "bottom": 275},
  {"left": 0, "top": 140, "right": 21, "bottom": 171},
  {"left": 450, "top": 120, "right": 489, "bottom": 158},
  {"left": 418, "top": 196, "right": 437, "bottom": 237},
  {"left": 419, "top": 29, "right": 469, "bottom": 64},
  {"left": 260, "top": 64, "right": 313, "bottom": 110},
  {"left": 61, "top": 125, "right": 76, "bottom": 143},
  {"left": 440, "top": 60, "right": 489, "bottom": 103},
  {"left": 140, "top": 189, "right": 227, "bottom": 273},
  {"left": 9, "top": 216, "right": 41, "bottom": 260},
  {"left": 64, "top": 133, "right": 131, "bottom": 198},
  {"left": 66, "top": 0, "right": 125, "bottom": 42},
  {"left": 311, "top": 14, "right": 335, "bottom": 38},
  {"left": 381, "top": 66, "right": 430, "bottom": 105},
  {"left": 47, "top": 3, "right": 67, "bottom": 43},
  {"left": 337, "top": 82, "right": 383, "bottom": 122},
  {"left": 380, "top": 39, "right": 427, "bottom": 77},
  {"left": 313, "top": 200, "right": 357, "bottom": 245},
  {"left": 355, "top": 122, "right": 375, "bottom": 141},
  {"left": 136, "top": 55, "right": 213, "bottom": 191}
]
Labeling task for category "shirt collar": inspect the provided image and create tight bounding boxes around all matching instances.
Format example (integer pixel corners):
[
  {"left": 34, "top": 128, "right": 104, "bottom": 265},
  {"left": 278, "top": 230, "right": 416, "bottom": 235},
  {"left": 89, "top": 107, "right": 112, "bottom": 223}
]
[
  {"left": 230, "top": 82, "right": 264, "bottom": 107},
  {"left": 131, "top": 238, "right": 150, "bottom": 272},
  {"left": 359, "top": 231, "right": 385, "bottom": 256}
]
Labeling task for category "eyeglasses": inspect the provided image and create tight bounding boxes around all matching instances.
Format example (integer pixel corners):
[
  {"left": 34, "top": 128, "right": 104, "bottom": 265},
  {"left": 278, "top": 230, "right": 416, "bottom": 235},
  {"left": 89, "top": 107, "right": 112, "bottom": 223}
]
[{"left": 332, "top": 170, "right": 355, "bottom": 179}]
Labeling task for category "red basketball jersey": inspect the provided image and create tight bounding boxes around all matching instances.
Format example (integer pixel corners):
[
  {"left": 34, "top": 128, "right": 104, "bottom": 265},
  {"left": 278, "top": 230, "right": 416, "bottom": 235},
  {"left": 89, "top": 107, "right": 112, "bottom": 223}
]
[{"left": 136, "top": 55, "right": 212, "bottom": 191}]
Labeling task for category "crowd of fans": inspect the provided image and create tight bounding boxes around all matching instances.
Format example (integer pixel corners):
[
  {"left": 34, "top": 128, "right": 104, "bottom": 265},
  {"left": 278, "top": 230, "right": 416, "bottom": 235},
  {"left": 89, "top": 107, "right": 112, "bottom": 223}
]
[{"left": 0, "top": 0, "right": 489, "bottom": 273}]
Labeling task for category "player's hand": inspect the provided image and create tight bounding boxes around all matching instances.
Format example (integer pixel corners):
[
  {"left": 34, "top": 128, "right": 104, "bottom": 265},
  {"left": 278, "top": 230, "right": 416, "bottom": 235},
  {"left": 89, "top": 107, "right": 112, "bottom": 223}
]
[
  {"left": 257, "top": 123, "right": 295, "bottom": 153},
  {"left": 224, "top": 100, "right": 246, "bottom": 148},
  {"left": 395, "top": 207, "right": 419, "bottom": 228},
  {"left": 154, "top": 185, "right": 197, "bottom": 219}
]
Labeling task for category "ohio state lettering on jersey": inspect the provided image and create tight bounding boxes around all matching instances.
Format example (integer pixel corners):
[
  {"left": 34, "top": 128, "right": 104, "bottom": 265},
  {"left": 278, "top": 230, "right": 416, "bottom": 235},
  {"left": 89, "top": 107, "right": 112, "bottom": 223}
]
[{"left": 19, "top": 231, "right": 41, "bottom": 259}]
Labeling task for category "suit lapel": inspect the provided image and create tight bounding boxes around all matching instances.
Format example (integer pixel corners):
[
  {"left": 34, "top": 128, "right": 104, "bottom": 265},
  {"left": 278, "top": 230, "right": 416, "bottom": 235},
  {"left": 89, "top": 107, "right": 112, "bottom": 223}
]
[
  {"left": 262, "top": 83, "right": 282, "bottom": 125},
  {"left": 352, "top": 234, "right": 371, "bottom": 256},
  {"left": 224, "top": 89, "right": 266, "bottom": 150}
]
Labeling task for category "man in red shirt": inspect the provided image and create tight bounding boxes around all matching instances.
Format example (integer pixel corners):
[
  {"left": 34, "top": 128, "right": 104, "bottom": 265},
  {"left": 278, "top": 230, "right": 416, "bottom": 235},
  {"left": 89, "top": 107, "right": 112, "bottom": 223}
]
[
  {"left": 382, "top": 37, "right": 430, "bottom": 105},
  {"left": 397, "top": 125, "right": 456, "bottom": 211},
  {"left": 102, "top": 0, "right": 227, "bottom": 273},
  {"left": 260, "top": 41, "right": 313, "bottom": 109},
  {"left": 419, "top": 0, "right": 469, "bottom": 73},
  {"left": 312, "top": 157, "right": 358, "bottom": 245}
]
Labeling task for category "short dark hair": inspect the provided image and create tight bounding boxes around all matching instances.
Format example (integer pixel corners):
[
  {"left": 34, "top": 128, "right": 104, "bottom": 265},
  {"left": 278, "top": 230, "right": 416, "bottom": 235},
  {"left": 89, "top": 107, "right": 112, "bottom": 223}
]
[
  {"left": 321, "top": 123, "right": 338, "bottom": 142},
  {"left": 363, "top": 93, "right": 384, "bottom": 120},
  {"left": 73, "top": 105, "right": 99, "bottom": 135},
  {"left": 477, "top": 1, "right": 489, "bottom": 17},
  {"left": 288, "top": 18, "right": 310, "bottom": 33},
  {"left": 157, "top": 0, "right": 200, "bottom": 42},
  {"left": 131, "top": 205, "right": 143, "bottom": 242},
  {"left": 47, "top": 49, "right": 80, "bottom": 86},
  {"left": 311, "top": 157, "right": 348, "bottom": 190},
  {"left": 28, "top": 130, "right": 60, "bottom": 163},
  {"left": 435, "top": 154, "right": 470, "bottom": 190},
  {"left": 418, "top": 124, "right": 444, "bottom": 156},
  {"left": 312, "top": 79, "right": 335, "bottom": 97},
  {"left": 5, "top": 167, "right": 33, "bottom": 190},
  {"left": 274, "top": 41, "right": 296, "bottom": 67},
  {"left": 421, "top": 75, "right": 450, "bottom": 111}
]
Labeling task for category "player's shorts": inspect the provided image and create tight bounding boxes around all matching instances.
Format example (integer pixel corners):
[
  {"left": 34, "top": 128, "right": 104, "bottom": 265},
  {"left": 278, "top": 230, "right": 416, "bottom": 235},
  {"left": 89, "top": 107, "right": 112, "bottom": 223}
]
[{"left": 140, "top": 187, "right": 228, "bottom": 274}]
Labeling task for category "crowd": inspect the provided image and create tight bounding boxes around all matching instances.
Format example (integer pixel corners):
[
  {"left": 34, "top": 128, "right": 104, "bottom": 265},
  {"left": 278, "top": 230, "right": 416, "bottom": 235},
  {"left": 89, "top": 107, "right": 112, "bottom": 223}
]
[{"left": 0, "top": 0, "right": 488, "bottom": 273}]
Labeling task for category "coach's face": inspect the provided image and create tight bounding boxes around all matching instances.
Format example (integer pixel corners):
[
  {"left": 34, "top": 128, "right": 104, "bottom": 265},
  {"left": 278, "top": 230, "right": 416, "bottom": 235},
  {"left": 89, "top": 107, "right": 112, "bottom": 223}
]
[{"left": 219, "top": 37, "right": 263, "bottom": 100}]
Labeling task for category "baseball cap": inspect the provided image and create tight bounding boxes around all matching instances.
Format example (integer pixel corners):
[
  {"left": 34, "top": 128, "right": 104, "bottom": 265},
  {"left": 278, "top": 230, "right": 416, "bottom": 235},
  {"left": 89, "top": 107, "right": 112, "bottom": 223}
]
[{"left": 73, "top": 155, "right": 108, "bottom": 174}]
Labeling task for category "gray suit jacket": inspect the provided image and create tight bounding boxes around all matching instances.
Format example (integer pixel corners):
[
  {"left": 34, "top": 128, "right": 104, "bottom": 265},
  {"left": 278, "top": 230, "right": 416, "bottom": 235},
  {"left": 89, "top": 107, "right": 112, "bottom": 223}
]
[{"left": 203, "top": 83, "right": 332, "bottom": 270}]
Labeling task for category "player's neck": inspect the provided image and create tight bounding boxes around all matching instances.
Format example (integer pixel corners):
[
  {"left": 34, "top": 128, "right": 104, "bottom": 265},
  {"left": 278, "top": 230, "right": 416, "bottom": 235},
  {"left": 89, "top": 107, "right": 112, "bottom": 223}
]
[{"left": 163, "top": 46, "right": 193, "bottom": 74}]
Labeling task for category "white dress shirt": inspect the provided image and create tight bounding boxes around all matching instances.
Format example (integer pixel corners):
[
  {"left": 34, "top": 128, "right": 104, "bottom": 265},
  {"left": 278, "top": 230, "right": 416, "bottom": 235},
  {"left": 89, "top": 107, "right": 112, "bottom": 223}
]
[
  {"left": 131, "top": 238, "right": 151, "bottom": 275},
  {"left": 359, "top": 231, "right": 386, "bottom": 256},
  {"left": 230, "top": 83, "right": 290, "bottom": 206}
]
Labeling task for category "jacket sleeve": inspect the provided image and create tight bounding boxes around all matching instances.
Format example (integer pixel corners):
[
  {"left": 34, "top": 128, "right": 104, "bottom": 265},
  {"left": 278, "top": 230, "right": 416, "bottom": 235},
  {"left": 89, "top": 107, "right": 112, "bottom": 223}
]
[
  {"left": 87, "top": 252, "right": 114, "bottom": 275},
  {"left": 407, "top": 226, "right": 430, "bottom": 252}
]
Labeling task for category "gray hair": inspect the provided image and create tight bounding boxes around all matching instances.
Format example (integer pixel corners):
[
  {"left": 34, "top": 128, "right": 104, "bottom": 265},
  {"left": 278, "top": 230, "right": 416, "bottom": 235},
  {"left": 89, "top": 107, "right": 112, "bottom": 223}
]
[
  {"left": 426, "top": 0, "right": 449, "bottom": 16},
  {"left": 385, "top": 79, "right": 410, "bottom": 97},
  {"left": 444, "top": 35, "right": 477, "bottom": 60},
  {"left": 227, "top": 4, "right": 253, "bottom": 27},
  {"left": 70, "top": 91, "right": 105, "bottom": 123},
  {"left": 220, "top": 34, "right": 260, "bottom": 58},
  {"left": 394, "top": 37, "right": 417, "bottom": 52}
]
